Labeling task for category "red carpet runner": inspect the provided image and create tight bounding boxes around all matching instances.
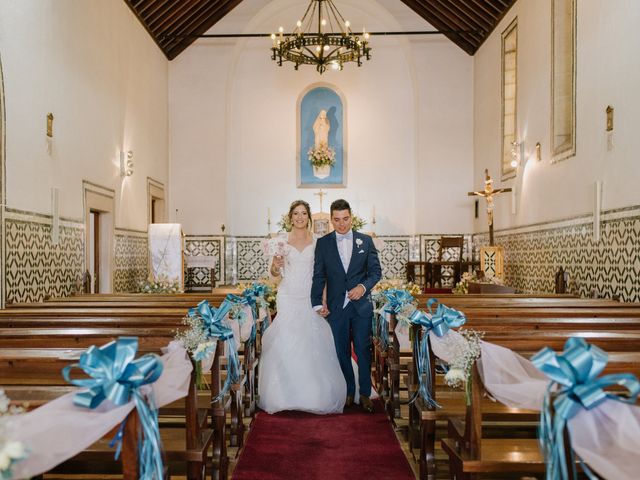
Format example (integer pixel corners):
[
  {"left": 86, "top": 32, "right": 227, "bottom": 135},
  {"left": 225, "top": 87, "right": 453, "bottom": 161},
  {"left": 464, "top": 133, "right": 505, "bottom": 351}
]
[{"left": 232, "top": 400, "right": 415, "bottom": 480}]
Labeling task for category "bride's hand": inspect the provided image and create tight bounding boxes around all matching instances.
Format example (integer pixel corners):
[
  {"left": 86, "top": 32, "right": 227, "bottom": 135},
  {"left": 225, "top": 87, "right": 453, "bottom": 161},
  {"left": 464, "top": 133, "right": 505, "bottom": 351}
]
[{"left": 272, "top": 256, "right": 284, "bottom": 269}]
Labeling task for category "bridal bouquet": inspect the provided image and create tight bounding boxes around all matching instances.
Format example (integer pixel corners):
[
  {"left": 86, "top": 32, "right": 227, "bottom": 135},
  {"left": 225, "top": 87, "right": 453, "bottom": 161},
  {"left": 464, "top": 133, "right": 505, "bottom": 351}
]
[{"left": 262, "top": 236, "right": 288, "bottom": 278}]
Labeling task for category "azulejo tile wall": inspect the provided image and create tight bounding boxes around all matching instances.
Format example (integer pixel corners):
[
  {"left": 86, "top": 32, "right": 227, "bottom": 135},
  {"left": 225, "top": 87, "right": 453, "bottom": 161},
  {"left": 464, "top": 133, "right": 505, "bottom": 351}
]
[
  {"left": 4, "top": 210, "right": 84, "bottom": 303},
  {"left": 114, "top": 230, "right": 148, "bottom": 293},
  {"left": 184, "top": 236, "right": 225, "bottom": 289},
  {"left": 475, "top": 206, "right": 640, "bottom": 303}
]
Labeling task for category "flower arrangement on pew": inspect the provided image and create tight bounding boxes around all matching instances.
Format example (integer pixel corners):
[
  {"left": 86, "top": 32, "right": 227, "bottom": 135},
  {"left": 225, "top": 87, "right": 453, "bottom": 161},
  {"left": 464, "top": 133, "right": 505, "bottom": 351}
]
[
  {"left": 63, "top": 337, "right": 164, "bottom": 480},
  {"left": 452, "top": 271, "right": 503, "bottom": 294},
  {"left": 0, "top": 390, "right": 27, "bottom": 480},
  {"left": 176, "top": 298, "right": 241, "bottom": 395},
  {"left": 443, "top": 329, "right": 484, "bottom": 405},
  {"left": 371, "top": 288, "right": 417, "bottom": 351},
  {"left": 136, "top": 275, "right": 183, "bottom": 294}
]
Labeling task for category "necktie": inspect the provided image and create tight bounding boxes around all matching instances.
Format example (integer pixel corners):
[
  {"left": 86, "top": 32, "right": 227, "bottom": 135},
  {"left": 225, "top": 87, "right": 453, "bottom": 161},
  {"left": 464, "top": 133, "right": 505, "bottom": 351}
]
[{"left": 336, "top": 233, "right": 352, "bottom": 272}]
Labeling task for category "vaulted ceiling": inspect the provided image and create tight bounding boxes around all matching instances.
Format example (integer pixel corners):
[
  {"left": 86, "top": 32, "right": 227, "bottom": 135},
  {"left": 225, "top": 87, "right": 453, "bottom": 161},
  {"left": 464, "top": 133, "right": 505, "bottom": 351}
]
[{"left": 124, "top": 0, "right": 516, "bottom": 60}]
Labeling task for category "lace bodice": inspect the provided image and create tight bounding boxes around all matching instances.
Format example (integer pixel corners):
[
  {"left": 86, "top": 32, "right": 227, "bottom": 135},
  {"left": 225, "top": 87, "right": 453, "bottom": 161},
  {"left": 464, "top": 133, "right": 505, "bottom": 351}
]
[{"left": 277, "top": 239, "right": 316, "bottom": 298}]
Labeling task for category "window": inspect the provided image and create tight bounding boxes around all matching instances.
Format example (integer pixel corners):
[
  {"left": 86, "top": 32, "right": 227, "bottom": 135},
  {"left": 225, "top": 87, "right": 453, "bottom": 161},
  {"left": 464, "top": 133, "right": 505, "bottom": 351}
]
[
  {"left": 551, "top": 0, "right": 576, "bottom": 161},
  {"left": 501, "top": 19, "right": 518, "bottom": 179}
]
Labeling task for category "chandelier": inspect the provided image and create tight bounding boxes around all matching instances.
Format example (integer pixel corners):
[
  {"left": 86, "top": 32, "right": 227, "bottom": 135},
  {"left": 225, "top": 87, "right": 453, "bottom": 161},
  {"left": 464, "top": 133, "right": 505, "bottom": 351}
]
[{"left": 270, "top": 0, "right": 371, "bottom": 74}]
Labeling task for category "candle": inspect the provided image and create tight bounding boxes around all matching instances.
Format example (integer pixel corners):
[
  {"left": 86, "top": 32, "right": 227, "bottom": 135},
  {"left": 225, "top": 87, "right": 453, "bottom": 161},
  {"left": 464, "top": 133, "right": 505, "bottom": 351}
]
[{"left": 268, "top": 208, "right": 271, "bottom": 221}]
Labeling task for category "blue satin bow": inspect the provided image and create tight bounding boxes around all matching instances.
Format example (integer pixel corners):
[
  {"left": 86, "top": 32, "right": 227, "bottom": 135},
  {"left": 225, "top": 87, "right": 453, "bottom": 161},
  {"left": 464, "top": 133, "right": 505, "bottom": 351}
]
[
  {"left": 63, "top": 337, "right": 164, "bottom": 480},
  {"left": 532, "top": 337, "right": 640, "bottom": 480},
  {"left": 188, "top": 299, "right": 241, "bottom": 403},
  {"left": 406, "top": 299, "right": 467, "bottom": 408}
]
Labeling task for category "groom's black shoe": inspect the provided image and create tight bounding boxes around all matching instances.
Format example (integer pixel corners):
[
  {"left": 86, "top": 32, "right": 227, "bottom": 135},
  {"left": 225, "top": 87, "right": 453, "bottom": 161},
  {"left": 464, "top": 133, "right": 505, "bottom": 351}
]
[
  {"left": 345, "top": 395, "right": 354, "bottom": 407},
  {"left": 360, "top": 395, "right": 375, "bottom": 413}
]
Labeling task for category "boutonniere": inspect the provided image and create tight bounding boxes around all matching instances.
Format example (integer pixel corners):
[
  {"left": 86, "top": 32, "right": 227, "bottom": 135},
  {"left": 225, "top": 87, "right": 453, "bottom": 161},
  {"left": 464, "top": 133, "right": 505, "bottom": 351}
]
[{"left": 355, "top": 238, "right": 363, "bottom": 247}]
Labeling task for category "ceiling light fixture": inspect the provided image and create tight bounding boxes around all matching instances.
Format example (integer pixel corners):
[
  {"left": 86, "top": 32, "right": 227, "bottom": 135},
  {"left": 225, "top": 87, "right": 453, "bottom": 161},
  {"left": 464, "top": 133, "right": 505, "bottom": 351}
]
[{"left": 270, "top": 0, "right": 371, "bottom": 74}]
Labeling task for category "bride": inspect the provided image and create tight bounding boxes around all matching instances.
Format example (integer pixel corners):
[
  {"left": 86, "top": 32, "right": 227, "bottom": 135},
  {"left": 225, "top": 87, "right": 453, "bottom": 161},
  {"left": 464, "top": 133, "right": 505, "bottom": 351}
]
[{"left": 258, "top": 200, "right": 347, "bottom": 414}]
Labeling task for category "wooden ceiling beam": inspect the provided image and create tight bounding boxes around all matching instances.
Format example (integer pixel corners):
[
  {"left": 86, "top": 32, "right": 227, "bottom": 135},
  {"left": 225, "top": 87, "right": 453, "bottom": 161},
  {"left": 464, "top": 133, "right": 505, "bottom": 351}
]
[
  {"left": 160, "top": 1, "right": 223, "bottom": 50},
  {"left": 139, "top": 0, "right": 173, "bottom": 20},
  {"left": 468, "top": 0, "right": 501, "bottom": 19},
  {"left": 422, "top": 0, "right": 483, "bottom": 48},
  {"left": 149, "top": 0, "right": 208, "bottom": 33},
  {"left": 123, "top": 0, "right": 172, "bottom": 58},
  {"left": 426, "top": 0, "right": 483, "bottom": 35},
  {"left": 145, "top": 0, "right": 192, "bottom": 27},
  {"left": 455, "top": 0, "right": 495, "bottom": 28},
  {"left": 399, "top": 0, "right": 477, "bottom": 55},
  {"left": 125, "top": 0, "right": 515, "bottom": 59},
  {"left": 166, "top": 0, "right": 245, "bottom": 59}
]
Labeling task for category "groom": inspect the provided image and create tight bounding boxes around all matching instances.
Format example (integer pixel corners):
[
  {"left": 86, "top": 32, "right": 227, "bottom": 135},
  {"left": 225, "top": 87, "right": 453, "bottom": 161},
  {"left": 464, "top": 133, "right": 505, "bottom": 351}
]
[{"left": 311, "top": 199, "right": 382, "bottom": 413}]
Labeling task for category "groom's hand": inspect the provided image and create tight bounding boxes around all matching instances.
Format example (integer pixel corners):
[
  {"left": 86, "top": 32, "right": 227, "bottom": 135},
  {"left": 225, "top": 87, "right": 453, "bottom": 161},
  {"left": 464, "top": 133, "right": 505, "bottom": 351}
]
[
  {"left": 318, "top": 305, "right": 330, "bottom": 317},
  {"left": 347, "top": 284, "right": 366, "bottom": 301}
]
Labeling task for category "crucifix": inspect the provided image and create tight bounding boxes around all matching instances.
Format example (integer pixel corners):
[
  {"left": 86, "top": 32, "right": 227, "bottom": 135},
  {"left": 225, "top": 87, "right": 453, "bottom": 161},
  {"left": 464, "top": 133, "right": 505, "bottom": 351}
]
[
  {"left": 468, "top": 169, "right": 512, "bottom": 246},
  {"left": 314, "top": 189, "right": 327, "bottom": 212}
]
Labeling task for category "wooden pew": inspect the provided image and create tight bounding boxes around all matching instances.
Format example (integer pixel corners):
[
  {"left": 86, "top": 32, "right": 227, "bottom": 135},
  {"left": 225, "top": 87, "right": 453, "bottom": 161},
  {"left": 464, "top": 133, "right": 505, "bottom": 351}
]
[
  {"left": 0, "top": 345, "right": 221, "bottom": 479},
  {"left": 404, "top": 323, "right": 640, "bottom": 480}
]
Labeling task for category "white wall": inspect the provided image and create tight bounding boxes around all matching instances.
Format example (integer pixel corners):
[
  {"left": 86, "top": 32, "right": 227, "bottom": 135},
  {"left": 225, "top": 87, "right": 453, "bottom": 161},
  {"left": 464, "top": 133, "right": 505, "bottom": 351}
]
[
  {"left": 0, "top": 0, "right": 169, "bottom": 230},
  {"left": 169, "top": 0, "right": 474, "bottom": 236},
  {"left": 473, "top": 0, "right": 640, "bottom": 233}
]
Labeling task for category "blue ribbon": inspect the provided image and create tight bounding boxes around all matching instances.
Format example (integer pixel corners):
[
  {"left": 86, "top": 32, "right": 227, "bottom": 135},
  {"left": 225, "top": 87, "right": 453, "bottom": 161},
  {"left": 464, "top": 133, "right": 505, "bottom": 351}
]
[
  {"left": 63, "top": 337, "right": 164, "bottom": 480},
  {"left": 532, "top": 337, "right": 640, "bottom": 480},
  {"left": 377, "top": 289, "right": 415, "bottom": 350},
  {"left": 239, "top": 283, "right": 272, "bottom": 342},
  {"left": 406, "top": 299, "right": 467, "bottom": 408},
  {"left": 188, "top": 299, "right": 241, "bottom": 403}
]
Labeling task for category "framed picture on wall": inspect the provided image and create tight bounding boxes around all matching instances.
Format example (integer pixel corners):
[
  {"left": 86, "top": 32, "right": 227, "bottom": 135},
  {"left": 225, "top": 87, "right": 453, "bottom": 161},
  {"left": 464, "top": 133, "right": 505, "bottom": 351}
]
[{"left": 297, "top": 84, "right": 347, "bottom": 188}]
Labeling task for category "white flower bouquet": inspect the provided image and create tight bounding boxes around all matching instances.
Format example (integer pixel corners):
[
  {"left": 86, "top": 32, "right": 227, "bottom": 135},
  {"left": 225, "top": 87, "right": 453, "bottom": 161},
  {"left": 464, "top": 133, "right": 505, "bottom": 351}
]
[{"left": 262, "top": 235, "right": 289, "bottom": 278}]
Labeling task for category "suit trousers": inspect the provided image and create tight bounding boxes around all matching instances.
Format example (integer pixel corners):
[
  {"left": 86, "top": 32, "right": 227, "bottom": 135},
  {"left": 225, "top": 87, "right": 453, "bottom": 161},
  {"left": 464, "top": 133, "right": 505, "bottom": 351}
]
[{"left": 327, "top": 301, "right": 372, "bottom": 397}]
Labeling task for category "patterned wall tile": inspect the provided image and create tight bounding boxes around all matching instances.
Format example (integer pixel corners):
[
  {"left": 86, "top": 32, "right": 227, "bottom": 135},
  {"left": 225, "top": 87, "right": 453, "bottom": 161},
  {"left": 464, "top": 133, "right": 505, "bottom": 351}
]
[
  {"left": 236, "top": 237, "right": 269, "bottom": 282},
  {"left": 5, "top": 215, "right": 84, "bottom": 303},
  {"left": 114, "top": 232, "right": 148, "bottom": 292},
  {"left": 377, "top": 236, "right": 409, "bottom": 280},
  {"left": 184, "top": 236, "right": 224, "bottom": 289},
  {"left": 474, "top": 208, "right": 640, "bottom": 303}
]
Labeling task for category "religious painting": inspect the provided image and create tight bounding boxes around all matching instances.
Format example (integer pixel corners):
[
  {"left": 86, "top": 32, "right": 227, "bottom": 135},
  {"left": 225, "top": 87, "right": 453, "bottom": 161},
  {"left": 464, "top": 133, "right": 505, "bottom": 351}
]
[{"left": 297, "top": 84, "right": 346, "bottom": 188}]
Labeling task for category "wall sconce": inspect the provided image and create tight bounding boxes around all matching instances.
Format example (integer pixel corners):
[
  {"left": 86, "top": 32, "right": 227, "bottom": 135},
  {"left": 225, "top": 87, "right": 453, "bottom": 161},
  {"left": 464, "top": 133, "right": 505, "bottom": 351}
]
[
  {"left": 120, "top": 150, "right": 133, "bottom": 177},
  {"left": 535, "top": 142, "right": 541, "bottom": 161}
]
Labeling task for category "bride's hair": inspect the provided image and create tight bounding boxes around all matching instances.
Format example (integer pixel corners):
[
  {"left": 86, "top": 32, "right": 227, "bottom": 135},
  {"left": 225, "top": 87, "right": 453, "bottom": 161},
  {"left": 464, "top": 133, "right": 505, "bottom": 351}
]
[{"left": 288, "top": 200, "right": 312, "bottom": 229}]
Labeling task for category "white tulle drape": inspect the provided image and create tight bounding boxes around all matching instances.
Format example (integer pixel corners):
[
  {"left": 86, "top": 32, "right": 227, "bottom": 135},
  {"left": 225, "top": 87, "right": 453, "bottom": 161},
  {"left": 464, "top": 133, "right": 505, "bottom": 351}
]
[
  {"left": 8, "top": 342, "right": 192, "bottom": 480},
  {"left": 426, "top": 330, "right": 640, "bottom": 480}
]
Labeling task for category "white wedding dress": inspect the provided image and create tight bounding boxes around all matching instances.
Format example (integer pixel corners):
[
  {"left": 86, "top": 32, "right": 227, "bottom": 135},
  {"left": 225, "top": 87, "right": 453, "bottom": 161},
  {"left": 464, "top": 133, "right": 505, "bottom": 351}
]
[{"left": 258, "top": 238, "right": 347, "bottom": 414}]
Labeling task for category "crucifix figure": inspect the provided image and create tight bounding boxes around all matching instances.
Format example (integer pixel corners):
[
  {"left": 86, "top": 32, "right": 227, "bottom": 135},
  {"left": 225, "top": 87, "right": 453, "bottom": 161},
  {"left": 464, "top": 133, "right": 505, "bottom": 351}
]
[
  {"left": 468, "top": 169, "right": 512, "bottom": 246},
  {"left": 314, "top": 189, "right": 327, "bottom": 212}
]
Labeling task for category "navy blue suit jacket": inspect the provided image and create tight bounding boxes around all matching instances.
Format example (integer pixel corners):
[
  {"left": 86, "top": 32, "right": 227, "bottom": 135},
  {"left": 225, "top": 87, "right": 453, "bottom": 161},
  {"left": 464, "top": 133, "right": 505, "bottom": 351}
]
[{"left": 311, "top": 231, "right": 382, "bottom": 317}]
